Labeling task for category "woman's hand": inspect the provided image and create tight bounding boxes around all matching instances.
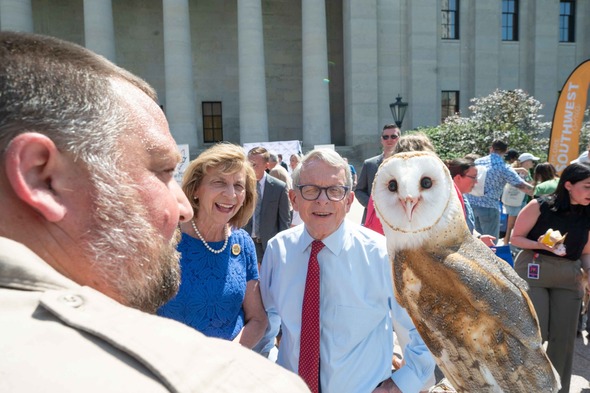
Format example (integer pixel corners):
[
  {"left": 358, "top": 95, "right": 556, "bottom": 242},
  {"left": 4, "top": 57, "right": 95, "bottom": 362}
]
[
  {"left": 535, "top": 236, "right": 566, "bottom": 256},
  {"left": 392, "top": 355, "right": 404, "bottom": 370},
  {"left": 480, "top": 235, "right": 496, "bottom": 247}
]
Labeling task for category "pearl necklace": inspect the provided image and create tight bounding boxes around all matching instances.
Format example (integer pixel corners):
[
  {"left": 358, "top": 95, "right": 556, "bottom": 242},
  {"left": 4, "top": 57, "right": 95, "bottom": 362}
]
[{"left": 191, "top": 220, "right": 229, "bottom": 254}]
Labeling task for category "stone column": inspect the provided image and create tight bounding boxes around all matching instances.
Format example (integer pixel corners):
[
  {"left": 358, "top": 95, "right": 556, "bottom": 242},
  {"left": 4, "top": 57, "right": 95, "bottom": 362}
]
[
  {"left": 406, "top": 0, "right": 438, "bottom": 128},
  {"left": 343, "top": 0, "right": 378, "bottom": 147},
  {"left": 377, "top": 0, "right": 399, "bottom": 129},
  {"left": 237, "top": 0, "right": 269, "bottom": 143},
  {"left": 83, "top": 0, "right": 116, "bottom": 62},
  {"left": 302, "top": 0, "right": 331, "bottom": 147},
  {"left": 0, "top": 0, "right": 33, "bottom": 32},
  {"left": 163, "top": 0, "right": 198, "bottom": 149},
  {"left": 470, "top": 1, "right": 500, "bottom": 97}
]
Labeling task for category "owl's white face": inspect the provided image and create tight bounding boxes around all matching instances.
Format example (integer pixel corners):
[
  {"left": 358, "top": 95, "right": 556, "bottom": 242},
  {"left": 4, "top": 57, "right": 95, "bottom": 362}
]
[{"left": 373, "top": 151, "right": 461, "bottom": 250}]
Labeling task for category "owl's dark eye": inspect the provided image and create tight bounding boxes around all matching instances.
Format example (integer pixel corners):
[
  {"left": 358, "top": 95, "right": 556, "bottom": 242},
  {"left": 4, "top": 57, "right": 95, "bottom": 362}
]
[
  {"left": 388, "top": 179, "right": 398, "bottom": 192},
  {"left": 420, "top": 177, "right": 433, "bottom": 189}
]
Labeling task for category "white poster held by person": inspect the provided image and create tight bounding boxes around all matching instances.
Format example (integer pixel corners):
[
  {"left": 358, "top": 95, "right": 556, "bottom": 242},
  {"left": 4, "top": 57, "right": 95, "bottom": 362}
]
[{"left": 175, "top": 144, "right": 190, "bottom": 185}]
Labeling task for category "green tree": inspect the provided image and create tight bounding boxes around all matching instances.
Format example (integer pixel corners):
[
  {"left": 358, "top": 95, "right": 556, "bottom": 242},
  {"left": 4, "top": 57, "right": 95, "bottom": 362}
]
[
  {"left": 579, "top": 108, "right": 590, "bottom": 153},
  {"left": 418, "top": 89, "right": 550, "bottom": 160}
]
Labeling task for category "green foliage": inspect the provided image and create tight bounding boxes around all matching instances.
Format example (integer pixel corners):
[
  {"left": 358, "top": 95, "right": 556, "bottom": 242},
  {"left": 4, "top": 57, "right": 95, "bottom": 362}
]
[
  {"left": 416, "top": 89, "right": 550, "bottom": 160},
  {"left": 580, "top": 108, "right": 590, "bottom": 152}
]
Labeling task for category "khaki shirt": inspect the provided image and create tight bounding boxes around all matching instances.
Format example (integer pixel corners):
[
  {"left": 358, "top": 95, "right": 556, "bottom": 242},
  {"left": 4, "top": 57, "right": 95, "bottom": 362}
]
[{"left": 0, "top": 237, "right": 309, "bottom": 392}]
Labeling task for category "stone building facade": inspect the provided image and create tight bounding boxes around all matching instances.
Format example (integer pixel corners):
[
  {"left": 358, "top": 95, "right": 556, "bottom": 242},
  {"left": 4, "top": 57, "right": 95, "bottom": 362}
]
[{"left": 1, "top": 0, "right": 589, "bottom": 158}]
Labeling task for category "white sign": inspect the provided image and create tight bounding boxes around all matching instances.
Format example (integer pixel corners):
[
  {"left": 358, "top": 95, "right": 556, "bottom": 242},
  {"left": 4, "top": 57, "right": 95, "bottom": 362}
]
[
  {"left": 313, "top": 144, "right": 335, "bottom": 151},
  {"left": 175, "top": 144, "right": 190, "bottom": 185},
  {"left": 243, "top": 140, "right": 302, "bottom": 164}
]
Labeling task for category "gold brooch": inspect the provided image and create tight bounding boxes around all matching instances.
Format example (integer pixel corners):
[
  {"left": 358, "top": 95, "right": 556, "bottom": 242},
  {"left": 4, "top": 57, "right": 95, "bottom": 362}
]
[{"left": 232, "top": 243, "right": 241, "bottom": 255}]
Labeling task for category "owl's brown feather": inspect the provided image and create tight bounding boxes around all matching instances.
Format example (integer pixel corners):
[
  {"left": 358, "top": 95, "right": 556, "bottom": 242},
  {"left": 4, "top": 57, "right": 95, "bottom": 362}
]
[{"left": 394, "top": 234, "right": 558, "bottom": 392}]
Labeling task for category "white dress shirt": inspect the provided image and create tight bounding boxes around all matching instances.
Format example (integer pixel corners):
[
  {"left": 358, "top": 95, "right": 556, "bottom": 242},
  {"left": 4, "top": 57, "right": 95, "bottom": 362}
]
[{"left": 260, "top": 220, "right": 435, "bottom": 393}]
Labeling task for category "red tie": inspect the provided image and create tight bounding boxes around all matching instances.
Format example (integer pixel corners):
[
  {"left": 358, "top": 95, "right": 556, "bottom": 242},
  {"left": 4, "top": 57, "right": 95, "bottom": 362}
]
[{"left": 299, "top": 240, "right": 325, "bottom": 393}]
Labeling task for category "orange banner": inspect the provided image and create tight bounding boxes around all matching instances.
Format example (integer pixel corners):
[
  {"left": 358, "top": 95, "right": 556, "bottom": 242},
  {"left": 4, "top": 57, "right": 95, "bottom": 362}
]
[{"left": 548, "top": 59, "right": 590, "bottom": 172}]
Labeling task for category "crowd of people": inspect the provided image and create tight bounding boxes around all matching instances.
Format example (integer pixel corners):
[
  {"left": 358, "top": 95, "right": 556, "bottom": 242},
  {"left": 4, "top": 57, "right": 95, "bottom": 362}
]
[
  {"left": 3, "top": 31, "right": 590, "bottom": 393},
  {"left": 455, "top": 138, "right": 590, "bottom": 393}
]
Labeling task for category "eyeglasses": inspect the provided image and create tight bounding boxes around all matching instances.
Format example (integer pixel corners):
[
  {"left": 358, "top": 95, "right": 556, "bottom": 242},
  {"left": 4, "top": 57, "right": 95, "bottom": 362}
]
[
  {"left": 382, "top": 134, "right": 400, "bottom": 140},
  {"left": 463, "top": 175, "right": 477, "bottom": 180},
  {"left": 297, "top": 184, "right": 350, "bottom": 201}
]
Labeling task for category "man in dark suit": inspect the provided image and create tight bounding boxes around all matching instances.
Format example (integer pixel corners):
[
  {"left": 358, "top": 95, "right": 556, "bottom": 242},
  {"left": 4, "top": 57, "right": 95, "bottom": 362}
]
[
  {"left": 278, "top": 153, "right": 289, "bottom": 172},
  {"left": 244, "top": 146, "right": 291, "bottom": 264},
  {"left": 355, "top": 124, "right": 400, "bottom": 224}
]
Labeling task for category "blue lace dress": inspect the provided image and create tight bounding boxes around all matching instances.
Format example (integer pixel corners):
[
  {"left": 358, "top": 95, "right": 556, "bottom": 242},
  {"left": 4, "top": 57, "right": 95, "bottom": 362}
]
[{"left": 157, "top": 228, "right": 259, "bottom": 340}]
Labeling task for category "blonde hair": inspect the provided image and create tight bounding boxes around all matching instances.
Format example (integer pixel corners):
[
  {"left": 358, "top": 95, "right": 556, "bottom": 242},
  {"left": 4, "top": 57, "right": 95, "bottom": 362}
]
[
  {"left": 393, "top": 132, "right": 435, "bottom": 154},
  {"left": 269, "top": 167, "right": 292, "bottom": 189},
  {"left": 182, "top": 143, "right": 257, "bottom": 228}
]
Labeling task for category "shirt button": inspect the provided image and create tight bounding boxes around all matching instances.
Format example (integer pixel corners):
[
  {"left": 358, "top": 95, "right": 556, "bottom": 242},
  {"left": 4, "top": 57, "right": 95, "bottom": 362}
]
[{"left": 59, "top": 293, "right": 84, "bottom": 308}]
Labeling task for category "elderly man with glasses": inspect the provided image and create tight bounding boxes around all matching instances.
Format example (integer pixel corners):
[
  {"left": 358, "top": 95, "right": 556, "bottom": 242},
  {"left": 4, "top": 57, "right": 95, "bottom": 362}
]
[
  {"left": 355, "top": 124, "right": 401, "bottom": 224},
  {"left": 259, "top": 149, "right": 435, "bottom": 393}
]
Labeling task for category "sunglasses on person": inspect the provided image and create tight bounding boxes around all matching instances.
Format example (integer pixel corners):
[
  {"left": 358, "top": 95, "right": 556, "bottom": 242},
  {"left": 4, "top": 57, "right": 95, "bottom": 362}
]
[{"left": 382, "top": 134, "right": 400, "bottom": 140}]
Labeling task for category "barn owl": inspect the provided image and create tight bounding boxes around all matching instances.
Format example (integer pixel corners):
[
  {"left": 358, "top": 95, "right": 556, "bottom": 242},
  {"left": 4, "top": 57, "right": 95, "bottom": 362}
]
[{"left": 372, "top": 151, "right": 560, "bottom": 393}]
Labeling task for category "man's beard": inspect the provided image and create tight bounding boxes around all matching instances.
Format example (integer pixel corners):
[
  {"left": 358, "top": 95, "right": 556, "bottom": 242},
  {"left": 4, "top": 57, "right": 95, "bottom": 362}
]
[{"left": 83, "top": 173, "right": 182, "bottom": 314}]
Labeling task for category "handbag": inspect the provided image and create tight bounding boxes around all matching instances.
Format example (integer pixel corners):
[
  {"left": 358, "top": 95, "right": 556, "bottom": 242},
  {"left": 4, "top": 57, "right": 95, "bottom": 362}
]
[
  {"left": 469, "top": 165, "right": 487, "bottom": 197},
  {"left": 501, "top": 183, "right": 526, "bottom": 207}
]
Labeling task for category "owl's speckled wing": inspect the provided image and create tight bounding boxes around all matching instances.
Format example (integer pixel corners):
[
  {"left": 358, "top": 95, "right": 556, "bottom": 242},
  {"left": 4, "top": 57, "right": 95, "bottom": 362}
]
[{"left": 393, "top": 233, "right": 559, "bottom": 392}]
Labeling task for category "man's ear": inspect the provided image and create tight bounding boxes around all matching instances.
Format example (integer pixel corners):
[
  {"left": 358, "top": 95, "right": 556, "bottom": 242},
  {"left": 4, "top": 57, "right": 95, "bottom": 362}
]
[
  {"left": 289, "top": 189, "right": 298, "bottom": 210},
  {"left": 4, "top": 133, "right": 67, "bottom": 222},
  {"left": 345, "top": 190, "right": 354, "bottom": 213}
]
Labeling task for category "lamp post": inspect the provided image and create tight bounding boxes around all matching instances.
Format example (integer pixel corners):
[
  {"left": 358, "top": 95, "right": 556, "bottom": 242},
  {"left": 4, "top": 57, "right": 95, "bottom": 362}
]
[{"left": 389, "top": 94, "right": 408, "bottom": 128}]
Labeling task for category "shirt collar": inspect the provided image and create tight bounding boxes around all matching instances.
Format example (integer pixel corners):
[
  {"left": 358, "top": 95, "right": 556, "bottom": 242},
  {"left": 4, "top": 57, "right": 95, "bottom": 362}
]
[
  {"left": 300, "top": 220, "right": 348, "bottom": 257},
  {"left": 490, "top": 152, "right": 504, "bottom": 161},
  {"left": 0, "top": 237, "right": 78, "bottom": 292}
]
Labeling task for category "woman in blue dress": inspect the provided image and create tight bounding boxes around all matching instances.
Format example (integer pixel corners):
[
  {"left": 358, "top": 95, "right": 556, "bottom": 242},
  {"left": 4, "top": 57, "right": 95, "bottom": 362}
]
[{"left": 158, "top": 143, "right": 267, "bottom": 348}]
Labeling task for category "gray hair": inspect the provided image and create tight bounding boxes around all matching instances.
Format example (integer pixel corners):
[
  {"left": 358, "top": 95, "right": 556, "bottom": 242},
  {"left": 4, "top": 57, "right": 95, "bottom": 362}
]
[
  {"left": 0, "top": 31, "right": 156, "bottom": 175},
  {"left": 292, "top": 149, "right": 352, "bottom": 188},
  {"left": 269, "top": 152, "right": 279, "bottom": 163}
]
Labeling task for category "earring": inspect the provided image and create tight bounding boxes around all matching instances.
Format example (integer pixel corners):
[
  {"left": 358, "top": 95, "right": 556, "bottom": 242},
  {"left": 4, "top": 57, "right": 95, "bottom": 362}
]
[{"left": 193, "top": 196, "right": 198, "bottom": 200}]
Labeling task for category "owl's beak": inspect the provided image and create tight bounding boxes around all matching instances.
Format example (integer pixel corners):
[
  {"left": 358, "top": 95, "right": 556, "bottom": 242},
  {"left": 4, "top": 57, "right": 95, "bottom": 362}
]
[{"left": 403, "top": 196, "right": 419, "bottom": 222}]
